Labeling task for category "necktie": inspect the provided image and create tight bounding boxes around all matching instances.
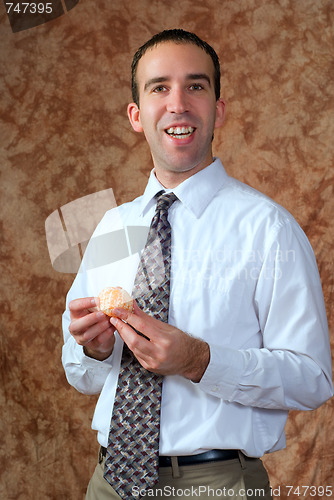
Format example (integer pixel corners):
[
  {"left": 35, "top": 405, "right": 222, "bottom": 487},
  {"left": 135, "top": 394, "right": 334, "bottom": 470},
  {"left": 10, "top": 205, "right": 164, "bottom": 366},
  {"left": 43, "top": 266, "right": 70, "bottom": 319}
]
[{"left": 104, "top": 191, "right": 178, "bottom": 499}]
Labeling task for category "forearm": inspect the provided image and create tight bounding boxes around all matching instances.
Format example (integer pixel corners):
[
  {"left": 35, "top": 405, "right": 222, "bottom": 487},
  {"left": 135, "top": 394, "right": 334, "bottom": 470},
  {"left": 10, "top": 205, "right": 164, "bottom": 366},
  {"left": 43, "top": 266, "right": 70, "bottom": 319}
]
[
  {"left": 62, "top": 333, "right": 113, "bottom": 395},
  {"left": 62, "top": 304, "right": 114, "bottom": 394},
  {"left": 180, "top": 336, "right": 210, "bottom": 383},
  {"left": 83, "top": 345, "right": 114, "bottom": 361},
  {"left": 199, "top": 344, "right": 333, "bottom": 411}
]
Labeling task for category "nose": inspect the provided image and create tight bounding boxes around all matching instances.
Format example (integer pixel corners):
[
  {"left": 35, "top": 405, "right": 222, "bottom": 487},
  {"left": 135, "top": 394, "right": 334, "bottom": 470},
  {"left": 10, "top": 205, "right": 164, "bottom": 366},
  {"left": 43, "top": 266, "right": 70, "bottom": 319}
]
[{"left": 166, "top": 88, "right": 188, "bottom": 114}]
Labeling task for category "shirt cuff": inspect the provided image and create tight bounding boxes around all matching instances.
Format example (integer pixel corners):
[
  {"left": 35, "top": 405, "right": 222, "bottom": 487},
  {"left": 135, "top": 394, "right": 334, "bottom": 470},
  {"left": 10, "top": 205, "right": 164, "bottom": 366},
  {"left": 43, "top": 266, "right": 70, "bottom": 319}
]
[
  {"left": 198, "top": 344, "right": 247, "bottom": 400},
  {"left": 64, "top": 336, "right": 114, "bottom": 372},
  {"left": 80, "top": 346, "right": 114, "bottom": 370}
]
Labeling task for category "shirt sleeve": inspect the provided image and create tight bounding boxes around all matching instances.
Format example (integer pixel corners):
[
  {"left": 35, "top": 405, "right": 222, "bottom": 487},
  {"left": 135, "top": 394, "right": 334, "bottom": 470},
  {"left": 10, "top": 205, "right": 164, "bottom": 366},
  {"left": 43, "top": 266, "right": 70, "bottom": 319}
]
[
  {"left": 199, "top": 218, "right": 333, "bottom": 411},
  {"left": 62, "top": 304, "right": 114, "bottom": 395},
  {"left": 61, "top": 202, "right": 144, "bottom": 397}
]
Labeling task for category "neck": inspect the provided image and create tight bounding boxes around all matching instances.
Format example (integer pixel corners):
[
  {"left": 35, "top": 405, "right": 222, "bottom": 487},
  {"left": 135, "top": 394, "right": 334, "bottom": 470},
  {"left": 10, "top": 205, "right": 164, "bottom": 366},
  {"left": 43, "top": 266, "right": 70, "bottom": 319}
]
[{"left": 153, "top": 160, "right": 214, "bottom": 189}]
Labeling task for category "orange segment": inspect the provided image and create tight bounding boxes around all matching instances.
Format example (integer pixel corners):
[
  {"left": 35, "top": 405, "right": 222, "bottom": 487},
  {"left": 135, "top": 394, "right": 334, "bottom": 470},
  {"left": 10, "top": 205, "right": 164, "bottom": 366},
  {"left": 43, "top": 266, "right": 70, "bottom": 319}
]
[{"left": 98, "top": 286, "right": 134, "bottom": 317}]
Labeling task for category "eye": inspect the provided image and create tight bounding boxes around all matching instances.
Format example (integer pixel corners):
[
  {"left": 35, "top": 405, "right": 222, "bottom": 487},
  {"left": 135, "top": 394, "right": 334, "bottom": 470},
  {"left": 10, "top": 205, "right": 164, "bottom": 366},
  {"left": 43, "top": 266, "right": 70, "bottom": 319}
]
[
  {"left": 189, "top": 83, "right": 204, "bottom": 91},
  {"left": 152, "top": 85, "right": 168, "bottom": 93}
]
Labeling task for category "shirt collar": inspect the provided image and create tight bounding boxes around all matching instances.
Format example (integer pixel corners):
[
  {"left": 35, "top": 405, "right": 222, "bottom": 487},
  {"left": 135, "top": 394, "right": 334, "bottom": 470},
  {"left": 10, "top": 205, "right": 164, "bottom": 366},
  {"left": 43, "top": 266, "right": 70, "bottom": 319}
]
[{"left": 139, "top": 158, "right": 229, "bottom": 218}]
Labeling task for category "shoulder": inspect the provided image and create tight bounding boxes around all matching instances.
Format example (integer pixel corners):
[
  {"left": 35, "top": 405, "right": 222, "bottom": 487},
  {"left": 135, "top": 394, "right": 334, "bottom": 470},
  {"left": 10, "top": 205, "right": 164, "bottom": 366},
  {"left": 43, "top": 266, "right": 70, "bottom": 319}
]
[
  {"left": 93, "top": 194, "right": 144, "bottom": 236},
  {"left": 222, "top": 176, "right": 298, "bottom": 229},
  {"left": 215, "top": 176, "right": 314, "bottom": 257}
]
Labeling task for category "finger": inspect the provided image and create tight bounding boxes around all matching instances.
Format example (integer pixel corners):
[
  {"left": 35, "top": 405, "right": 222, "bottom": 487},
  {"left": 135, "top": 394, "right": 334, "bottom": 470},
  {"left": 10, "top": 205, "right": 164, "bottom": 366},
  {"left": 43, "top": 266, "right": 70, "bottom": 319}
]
[
  {"left": 88, "top": 295, "right": 100, "bottom": 312},
  {"left": 86, "top": 327, "right": 115, "bottom": 350},
  {"left": 110, "top": 315, "right": 153, "bottom": 354},
  {"left": 133, "top": 300, "right": 146, "bottom": 316},
  {"left": 70, "top": 310, "right": 107, "bottom": 336},
  {"left": 111, "top": 301, "right": 159, "bottom": 340},
  {"left": 79, "top": 321, "right": 115, "bottom": 347},
  {"left": 69, "top": 297, "right": 99, "bottom": 319}
]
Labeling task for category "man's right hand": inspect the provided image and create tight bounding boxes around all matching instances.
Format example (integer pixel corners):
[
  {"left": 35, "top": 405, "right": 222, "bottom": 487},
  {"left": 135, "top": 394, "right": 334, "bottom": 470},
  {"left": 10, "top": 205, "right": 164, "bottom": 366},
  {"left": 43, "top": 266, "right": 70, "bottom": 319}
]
[{"left": 68, "top": 297, "right": 116, "bottom": 361}]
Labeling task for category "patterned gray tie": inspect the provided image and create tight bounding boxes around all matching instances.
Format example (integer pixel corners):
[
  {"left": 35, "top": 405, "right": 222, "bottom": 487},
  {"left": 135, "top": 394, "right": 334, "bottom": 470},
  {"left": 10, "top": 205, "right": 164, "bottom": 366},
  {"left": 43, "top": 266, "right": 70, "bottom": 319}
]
[{"left": 104, "top": 191, "right": 178, "bottom": 499}]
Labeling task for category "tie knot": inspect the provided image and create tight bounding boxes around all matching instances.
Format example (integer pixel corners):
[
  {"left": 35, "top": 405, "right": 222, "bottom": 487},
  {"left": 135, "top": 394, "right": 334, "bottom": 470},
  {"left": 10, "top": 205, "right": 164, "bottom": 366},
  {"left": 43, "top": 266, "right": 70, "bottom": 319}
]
[{"left": 155, "top": 192, "right": 178, "bottom": 213}]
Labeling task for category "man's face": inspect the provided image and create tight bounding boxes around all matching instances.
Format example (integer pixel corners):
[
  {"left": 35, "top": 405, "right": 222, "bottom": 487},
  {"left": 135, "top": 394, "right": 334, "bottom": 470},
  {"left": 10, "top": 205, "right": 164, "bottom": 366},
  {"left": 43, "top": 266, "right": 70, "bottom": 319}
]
[{"left": 128, "top": 42, "right": 225, "bottom": 186}]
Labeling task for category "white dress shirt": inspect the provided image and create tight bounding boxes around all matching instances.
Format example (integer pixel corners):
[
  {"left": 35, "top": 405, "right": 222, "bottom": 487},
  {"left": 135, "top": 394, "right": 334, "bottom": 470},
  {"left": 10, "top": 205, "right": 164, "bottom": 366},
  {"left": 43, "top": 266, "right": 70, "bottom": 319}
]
[{"left": 62, "top": 158, "right": 333, "bottom": 458}]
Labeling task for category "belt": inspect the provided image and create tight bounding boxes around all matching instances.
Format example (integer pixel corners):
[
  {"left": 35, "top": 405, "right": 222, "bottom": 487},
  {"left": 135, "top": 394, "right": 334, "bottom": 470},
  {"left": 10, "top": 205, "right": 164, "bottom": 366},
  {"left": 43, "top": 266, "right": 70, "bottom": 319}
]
[
  {"left": 100, "top": 447, "right": 238, "bottom": 466},
  {"left": 159, "top": 449, "right": 239, "bottom": 467}
]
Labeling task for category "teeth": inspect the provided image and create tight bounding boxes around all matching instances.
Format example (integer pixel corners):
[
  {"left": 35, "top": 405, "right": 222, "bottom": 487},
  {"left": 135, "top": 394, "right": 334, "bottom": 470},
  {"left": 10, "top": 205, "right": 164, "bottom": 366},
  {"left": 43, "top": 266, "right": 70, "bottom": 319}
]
[{"left": 166, "top": 126, "right": 194, "bottom": 137}]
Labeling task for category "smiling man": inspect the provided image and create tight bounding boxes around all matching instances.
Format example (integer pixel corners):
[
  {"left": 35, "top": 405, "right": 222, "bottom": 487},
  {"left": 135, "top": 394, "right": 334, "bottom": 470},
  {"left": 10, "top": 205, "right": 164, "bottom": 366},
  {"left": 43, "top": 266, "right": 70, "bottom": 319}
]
[
  {"left": 62, "top": 29, "right": 333, "bottom": 500},
  {"left": 127, "top": 40, "right": 225, "bottom": 187}
]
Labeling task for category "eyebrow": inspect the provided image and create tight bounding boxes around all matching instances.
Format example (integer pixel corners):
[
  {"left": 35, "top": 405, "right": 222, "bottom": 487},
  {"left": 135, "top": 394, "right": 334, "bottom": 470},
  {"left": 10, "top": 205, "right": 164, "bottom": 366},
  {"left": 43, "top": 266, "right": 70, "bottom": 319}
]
[{"left": 144, "top": 73, "right": 212, "bottom": 92}]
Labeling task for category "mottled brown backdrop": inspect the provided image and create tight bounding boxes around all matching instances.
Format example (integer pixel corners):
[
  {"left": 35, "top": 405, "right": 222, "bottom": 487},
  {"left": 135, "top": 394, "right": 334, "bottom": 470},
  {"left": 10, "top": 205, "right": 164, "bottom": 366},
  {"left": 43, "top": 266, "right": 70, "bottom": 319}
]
[{"left": 1, "top": 0, "right": 333, "bottom": 499}]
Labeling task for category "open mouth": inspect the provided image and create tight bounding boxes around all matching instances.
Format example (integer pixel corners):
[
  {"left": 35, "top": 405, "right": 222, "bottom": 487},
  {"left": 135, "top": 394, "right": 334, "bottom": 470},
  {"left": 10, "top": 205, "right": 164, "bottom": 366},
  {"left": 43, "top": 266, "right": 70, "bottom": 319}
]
[{"left": 165, "top": 126, "right": 195, "bottom": 139}]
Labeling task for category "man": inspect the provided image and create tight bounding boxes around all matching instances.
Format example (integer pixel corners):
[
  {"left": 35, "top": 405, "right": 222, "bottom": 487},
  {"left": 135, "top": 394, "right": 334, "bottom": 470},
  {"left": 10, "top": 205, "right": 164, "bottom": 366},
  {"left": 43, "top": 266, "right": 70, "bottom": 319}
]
[{"left": 62, "top": 29, "right": 333, "bottom": 499}]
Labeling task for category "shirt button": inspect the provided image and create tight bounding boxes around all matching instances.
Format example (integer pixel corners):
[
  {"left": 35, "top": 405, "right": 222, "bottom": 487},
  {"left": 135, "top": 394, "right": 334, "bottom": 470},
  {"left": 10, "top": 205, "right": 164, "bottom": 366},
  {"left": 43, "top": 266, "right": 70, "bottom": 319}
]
[{"left": 211, "top": 385, "right": 220, "bottom": 392}]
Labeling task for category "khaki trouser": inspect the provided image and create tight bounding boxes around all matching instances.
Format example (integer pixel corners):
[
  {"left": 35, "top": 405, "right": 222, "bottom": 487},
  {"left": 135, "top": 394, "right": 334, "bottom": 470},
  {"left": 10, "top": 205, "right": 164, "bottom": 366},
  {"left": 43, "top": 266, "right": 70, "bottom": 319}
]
[{"left": 85, "top": 450, "right": 272, "bottom": 499}]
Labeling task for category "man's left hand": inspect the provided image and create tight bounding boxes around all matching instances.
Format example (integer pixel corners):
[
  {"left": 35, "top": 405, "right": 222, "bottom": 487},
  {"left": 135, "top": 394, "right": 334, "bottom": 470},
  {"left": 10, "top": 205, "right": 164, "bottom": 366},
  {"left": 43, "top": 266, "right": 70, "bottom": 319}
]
[{"left": 109, "top": 301, "right": 210, "bottom": 383}]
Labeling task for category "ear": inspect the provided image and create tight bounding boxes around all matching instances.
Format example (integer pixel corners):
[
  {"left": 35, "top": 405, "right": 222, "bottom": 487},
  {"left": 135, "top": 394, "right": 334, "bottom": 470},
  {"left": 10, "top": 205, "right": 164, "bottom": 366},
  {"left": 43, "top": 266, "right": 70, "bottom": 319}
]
[
  {"left": 214, "top": 98, "right": 226, "bottom": 129},
  {"left": 127, "top": 102, "right": 143, "bottom": 133}
]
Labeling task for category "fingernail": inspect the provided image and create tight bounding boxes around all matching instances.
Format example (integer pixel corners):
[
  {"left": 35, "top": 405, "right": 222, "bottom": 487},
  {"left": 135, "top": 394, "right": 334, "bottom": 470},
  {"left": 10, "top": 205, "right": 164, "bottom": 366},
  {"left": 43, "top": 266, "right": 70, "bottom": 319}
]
[
  {"left": 110, "top": 317, "right": 117, "bottom": 326},
  {"left": 112, "top": 308, "right": 123, "bottom": 316}
]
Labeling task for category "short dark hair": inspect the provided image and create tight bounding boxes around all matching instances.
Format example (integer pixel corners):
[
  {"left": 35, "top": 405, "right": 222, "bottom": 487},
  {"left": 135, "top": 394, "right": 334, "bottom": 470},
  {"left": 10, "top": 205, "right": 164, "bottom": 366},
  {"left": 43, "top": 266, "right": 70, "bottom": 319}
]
[{"left": 131, "top": 28, "right": 221, "bottom": 107}]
